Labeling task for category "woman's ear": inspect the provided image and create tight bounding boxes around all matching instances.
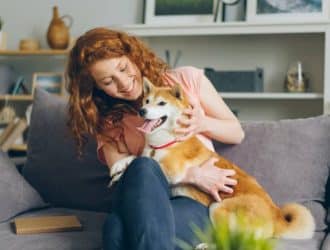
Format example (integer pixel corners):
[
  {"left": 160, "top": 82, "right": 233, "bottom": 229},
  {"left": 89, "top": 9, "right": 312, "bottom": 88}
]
[{"left": 143, "top": 77, "right": 154, "bottom": 95}]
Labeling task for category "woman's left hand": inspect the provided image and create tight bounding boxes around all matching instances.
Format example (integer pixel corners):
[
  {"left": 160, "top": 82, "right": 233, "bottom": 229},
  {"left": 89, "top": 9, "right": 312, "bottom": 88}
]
[{"left": 174, "top": 95, "right": 207, "bottom": 141}]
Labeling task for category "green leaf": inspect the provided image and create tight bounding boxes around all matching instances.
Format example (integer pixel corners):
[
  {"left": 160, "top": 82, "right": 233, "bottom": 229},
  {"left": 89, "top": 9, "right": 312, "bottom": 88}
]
[{"left": 177, "top": 213, "right": 276, "bottom": 250}]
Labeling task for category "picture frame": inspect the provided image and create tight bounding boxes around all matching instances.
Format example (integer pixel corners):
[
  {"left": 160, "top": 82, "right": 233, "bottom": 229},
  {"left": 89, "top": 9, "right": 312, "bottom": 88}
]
[
  {"left": 144, "top": 0, "right": 216, "bottom": 25},
  {"left": 247, "top": 0, "right": 329, "bottom": 23},
  {"left": 32, "top": 72, "right": 65, "bottom": 96}
]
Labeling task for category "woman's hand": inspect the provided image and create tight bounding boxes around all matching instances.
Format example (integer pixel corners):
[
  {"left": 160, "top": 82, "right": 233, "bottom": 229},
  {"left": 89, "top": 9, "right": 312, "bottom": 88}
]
[
  {"left": 174, "top": 95, "right": 207, "bottom": 141},
  {"left": 183, "top": 157, "right": 237, "bottom": 202}
]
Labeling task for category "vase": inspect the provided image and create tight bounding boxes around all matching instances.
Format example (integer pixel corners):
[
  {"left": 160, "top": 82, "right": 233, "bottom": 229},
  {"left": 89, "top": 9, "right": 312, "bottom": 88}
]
[{"left": 46, "top": 6, "right": 73, "bottom": 50}]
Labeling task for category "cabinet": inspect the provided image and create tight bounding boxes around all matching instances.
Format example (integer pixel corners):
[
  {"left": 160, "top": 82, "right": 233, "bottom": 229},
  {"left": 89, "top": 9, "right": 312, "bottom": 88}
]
[
  {"left": 0, "top": 49, "right": 68, "bottom": 153},
  {"left": 121, "top": 22, "right": 330, "bottom": 121}
]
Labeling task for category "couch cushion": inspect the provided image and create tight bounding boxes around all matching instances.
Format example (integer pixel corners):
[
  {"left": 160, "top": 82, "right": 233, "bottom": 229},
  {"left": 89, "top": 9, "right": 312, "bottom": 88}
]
[
  {"left": 275, "top": 232, "right": 326, "bottom": 250},
  {"left": 0, "top": 207, "right": 106, "bottom": 250},
  {"left": 214, "top": 115, "right": 330, "bottom": 232},
  {"left": 22, "top": 88, "right": 113, "bottom": 212},
  {"left": 321, "top": 233, "right": 330, "bottom": 250},
  {"left": 0, "top": 151, "right": 46, "bottom": 223}
]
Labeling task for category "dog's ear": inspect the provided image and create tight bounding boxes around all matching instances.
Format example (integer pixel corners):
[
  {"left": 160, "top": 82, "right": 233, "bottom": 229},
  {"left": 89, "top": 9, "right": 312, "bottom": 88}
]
[
  {"left": 170, "top": 83, "right": 183, "bottom": 100},
  {"left": 143, "top": 77, "right": 154, "bottom": 95}
]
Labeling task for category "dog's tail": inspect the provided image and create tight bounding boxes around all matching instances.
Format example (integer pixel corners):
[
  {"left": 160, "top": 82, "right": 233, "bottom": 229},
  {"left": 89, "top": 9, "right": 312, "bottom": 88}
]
[{"left": 274, "top": 203, "right": 315, "bottom": 239}]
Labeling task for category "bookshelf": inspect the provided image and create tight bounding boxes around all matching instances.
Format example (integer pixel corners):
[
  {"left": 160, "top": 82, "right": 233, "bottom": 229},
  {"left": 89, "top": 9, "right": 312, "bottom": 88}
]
[
  {"left": 0, "top": 49, "right": 68, "bottom": 154},
  {"left": 120, "top": 21, "right": 330, "bottom": 121}
]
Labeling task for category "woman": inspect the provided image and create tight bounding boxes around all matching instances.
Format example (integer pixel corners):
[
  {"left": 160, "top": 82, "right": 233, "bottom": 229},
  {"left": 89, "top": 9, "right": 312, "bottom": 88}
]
[{"left": 66, "top": 27, "right": 244, "bottom": 250}]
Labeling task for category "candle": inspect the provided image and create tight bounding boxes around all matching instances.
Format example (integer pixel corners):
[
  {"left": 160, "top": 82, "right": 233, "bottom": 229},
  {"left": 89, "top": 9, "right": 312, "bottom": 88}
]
[{"left": 297, "top": 61, "right": 302, "bottom": 83}]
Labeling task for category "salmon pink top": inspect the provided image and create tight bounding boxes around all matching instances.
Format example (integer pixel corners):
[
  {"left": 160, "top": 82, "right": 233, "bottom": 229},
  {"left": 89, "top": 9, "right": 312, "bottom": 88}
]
[{"left": 96, "top": 66, "right": 215, "bottom": 165}]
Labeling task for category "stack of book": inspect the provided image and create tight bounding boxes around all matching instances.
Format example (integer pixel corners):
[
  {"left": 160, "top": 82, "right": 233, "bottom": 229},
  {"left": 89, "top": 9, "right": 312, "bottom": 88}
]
[{"left": 0, "top": 117, "right": 28, "bottom": 152}]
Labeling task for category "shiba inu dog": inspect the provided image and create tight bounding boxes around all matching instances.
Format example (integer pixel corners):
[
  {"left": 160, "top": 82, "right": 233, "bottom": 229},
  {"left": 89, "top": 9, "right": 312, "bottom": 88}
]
[{"left": 110, "top": 77, "right": 315, "bottom": 239}]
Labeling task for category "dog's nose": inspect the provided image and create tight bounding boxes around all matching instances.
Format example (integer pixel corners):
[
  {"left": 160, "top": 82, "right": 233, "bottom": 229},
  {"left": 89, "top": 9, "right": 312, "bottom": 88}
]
[{"left": 139, "top": 108, "right": 147, "bottom": 117}]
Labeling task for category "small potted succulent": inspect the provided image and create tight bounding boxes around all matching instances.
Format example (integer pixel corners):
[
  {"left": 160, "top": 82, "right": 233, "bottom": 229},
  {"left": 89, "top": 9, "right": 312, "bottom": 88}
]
[{"left": 177, "top": 213, "right": 276, "bottom": 250}]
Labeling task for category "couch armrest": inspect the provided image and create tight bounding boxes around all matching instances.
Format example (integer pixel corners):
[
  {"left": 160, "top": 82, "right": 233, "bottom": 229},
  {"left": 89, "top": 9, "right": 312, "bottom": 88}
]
[
  {"left": 321, "top": 232, "right": 330, "bottom": 250},
  {"left": 0, "top": 151, "right": 47, "bottom": 222}
]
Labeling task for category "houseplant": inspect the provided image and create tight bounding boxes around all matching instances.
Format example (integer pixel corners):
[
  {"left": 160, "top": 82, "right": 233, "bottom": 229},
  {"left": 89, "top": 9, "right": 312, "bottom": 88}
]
[{"left": 177, "top": 213, "right": 276, "bottom": 250}]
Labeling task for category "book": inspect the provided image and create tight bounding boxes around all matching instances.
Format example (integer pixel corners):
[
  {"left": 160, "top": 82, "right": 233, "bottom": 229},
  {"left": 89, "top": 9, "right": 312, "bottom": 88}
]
[
  {"left": 14, "top": 215, "right": 82, "bottom": 235},
  {"left": 0, "top": 118, "right": 27, "bottom": 152}
]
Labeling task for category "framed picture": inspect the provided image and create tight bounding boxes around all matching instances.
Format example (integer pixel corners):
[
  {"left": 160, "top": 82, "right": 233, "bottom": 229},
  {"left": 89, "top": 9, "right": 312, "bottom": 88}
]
[
  {"left": 247, "top": 0, "right": 329, "bottom": 23},
  {"left": 144, "top": 0, "right": 216, "bottom": 25},
  {"left": 32, "top": 72, "right": 64, "bottom": 95}
]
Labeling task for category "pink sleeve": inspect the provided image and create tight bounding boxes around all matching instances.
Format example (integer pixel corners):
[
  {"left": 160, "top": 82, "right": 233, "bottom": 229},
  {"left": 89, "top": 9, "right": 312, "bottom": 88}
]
[
  {"left": 163, "top": 66, "right": 215, "bottom": 152},
  {"left": 163, "top": 66, "right": 204, "bottom": 100}
]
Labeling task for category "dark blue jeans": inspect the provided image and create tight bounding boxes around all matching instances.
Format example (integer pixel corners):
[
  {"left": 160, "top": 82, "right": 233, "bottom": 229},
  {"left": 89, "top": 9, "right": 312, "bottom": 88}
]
[{"left": 103, "top": 157, "right": 209, "bottom": 250}]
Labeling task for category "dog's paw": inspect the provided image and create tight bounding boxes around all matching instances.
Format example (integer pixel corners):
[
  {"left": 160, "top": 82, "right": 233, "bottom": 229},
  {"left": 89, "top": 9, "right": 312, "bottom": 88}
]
[{"left": 108, "top": 156, "right": 136, "bottom": 187}]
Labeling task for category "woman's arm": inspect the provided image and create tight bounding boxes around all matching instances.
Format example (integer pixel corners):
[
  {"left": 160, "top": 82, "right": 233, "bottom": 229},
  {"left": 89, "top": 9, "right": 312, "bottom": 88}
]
[
  {"left": 199, "top": 74, "right": 245, "bottom": 144},
  {"left": 175, "top": 72, "right": 244, "bottom": 201},
  {"left": 175, "top": 74, "right": 244, "bottom": 144}
]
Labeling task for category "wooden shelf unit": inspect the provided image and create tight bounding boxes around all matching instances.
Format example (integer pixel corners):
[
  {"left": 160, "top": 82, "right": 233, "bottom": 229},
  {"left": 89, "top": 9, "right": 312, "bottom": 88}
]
[
  {"left": 0, "top": 49, "right": 69, "bottom": 56},
  {"left": 0, "top": 95, "right": 33, "bottom": 101},
  {"left": 0, "top": 49, "right": 68, "bottom": 153}
]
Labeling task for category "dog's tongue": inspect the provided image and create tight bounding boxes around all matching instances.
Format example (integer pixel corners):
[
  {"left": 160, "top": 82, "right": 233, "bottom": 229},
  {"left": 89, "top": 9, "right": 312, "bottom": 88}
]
[{"left": 137, "top": 119, "right": 160, "bottom": 134}]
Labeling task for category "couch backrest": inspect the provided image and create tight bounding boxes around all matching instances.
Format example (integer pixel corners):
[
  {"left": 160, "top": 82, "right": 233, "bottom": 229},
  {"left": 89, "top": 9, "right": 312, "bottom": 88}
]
[
  {"left": 22, "top": 89, "right": 330, "bottom": 231},
  {"left": 214, "top": 116, "right": 330, "bottom": 232}
]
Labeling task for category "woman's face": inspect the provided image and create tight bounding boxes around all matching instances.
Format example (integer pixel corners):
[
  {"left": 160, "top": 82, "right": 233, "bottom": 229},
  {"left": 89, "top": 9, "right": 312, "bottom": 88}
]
[{"left": 90, "top": 56, "right": 143, "bottom": 100}]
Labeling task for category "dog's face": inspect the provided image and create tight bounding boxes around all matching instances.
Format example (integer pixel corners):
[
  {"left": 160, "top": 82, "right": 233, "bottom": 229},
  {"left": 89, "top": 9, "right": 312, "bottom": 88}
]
[{"left": 138, "top": 77, "right": 190, "bottom": 135}]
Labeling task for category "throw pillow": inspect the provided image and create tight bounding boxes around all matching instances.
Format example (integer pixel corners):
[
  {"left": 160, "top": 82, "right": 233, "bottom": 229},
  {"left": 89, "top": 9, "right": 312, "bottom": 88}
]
[
  {"left": 0, "top": 151, "right": 46, "bottom": 222},
  {"left": 214, "top": 115, "right": 330, "bottom": 232},
  {"left": 22, "top": 88, "right": 113, "bottom": 212}
]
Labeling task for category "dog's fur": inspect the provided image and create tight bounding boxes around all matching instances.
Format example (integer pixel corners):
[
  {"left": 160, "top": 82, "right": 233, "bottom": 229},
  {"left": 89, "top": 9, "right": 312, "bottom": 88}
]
[{"left": 110, "top": 77, "right": 315, "bottom": 239}]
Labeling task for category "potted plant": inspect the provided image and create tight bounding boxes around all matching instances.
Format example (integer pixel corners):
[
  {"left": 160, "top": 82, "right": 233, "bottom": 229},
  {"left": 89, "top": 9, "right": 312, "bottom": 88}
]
[{"left": 177, "top": 213, "right": 276, "bottom": 250}]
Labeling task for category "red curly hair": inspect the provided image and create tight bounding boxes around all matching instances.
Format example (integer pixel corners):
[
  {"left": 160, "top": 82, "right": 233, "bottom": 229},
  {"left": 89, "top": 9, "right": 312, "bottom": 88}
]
[{"left": 66, "top": 27, "right": 168, "bottom": 157}]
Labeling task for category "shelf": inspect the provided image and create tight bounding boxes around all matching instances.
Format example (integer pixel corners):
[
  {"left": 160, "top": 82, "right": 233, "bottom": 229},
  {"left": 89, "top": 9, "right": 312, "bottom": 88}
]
[
  {"left": 0, "top": 49, "right": 69, "bottom": 56},
  {"left": 0, "top": 95, "right": 33, "bottom": 101},
  {"left": 120, "top": 21, "right": 330, "bottom": 37},
  {"left": 220, "top": 92, "right": 323, "bottom": 100},
  {"left": 10, "top": 144, "right": 27, "bottom": 151}
]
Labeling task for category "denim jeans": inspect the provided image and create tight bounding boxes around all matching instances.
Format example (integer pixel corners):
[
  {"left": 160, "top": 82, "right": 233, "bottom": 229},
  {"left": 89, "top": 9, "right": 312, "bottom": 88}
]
[{"left": 103, "top": 157, "right": 209, "bottom": 250}]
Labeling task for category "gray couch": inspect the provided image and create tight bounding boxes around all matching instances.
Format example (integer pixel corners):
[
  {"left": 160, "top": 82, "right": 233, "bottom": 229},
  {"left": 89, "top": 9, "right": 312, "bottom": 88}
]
[{"left": 0, "top": 88, "right": 329, "bottom": 250}]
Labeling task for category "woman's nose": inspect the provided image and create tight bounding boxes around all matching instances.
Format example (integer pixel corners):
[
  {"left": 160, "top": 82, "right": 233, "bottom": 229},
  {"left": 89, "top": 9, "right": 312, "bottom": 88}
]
[{"left": 116, "top": 75, "right": 130, "bottom": 91}]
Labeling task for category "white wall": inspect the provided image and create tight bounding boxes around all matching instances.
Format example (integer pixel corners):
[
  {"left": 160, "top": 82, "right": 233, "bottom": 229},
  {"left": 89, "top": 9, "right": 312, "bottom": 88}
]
[{"left": 0, "top": 0, "right": 144, "bottom": 49}]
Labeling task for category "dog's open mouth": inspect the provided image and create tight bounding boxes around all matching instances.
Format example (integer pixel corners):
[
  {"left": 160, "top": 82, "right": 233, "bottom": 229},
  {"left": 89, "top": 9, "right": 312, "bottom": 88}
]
[{"left": 137, "top": 116, "right": 167, "bottom": 134}]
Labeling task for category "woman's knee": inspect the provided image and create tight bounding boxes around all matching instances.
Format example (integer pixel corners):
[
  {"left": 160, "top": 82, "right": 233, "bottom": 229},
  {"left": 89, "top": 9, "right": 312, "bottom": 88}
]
[
  {"left": 123, "top": 156, "right": 167, "bottom": 185},
  {"left": 115, "top": 156, "right": 170, "bottom": 203}
]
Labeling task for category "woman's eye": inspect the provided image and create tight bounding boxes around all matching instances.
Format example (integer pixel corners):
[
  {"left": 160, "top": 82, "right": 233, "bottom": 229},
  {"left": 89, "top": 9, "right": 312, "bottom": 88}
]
[
  {"left": 104, "top": 79, "right": 113, "bottom": 86},
  {"left": 120, "top": 65, "right": 127, "bottom": 72},
  {"left": 158, "top": 101, "right": 166, "bottom": 106}
]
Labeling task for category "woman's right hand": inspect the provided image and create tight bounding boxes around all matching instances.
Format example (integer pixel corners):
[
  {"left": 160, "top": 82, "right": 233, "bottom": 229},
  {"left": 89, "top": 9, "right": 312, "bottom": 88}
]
[{"left": 183, "top": 157, "right": 237, "bottom": 202}]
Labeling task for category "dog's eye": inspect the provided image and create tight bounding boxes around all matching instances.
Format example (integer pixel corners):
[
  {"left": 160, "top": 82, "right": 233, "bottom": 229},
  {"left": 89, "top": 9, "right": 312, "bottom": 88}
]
[
  {"left": 158, "top": 101, "right": 166, "bottom": 106},
  {"left": 146, "top": 99, "right": 149, "bottom": 104}
]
